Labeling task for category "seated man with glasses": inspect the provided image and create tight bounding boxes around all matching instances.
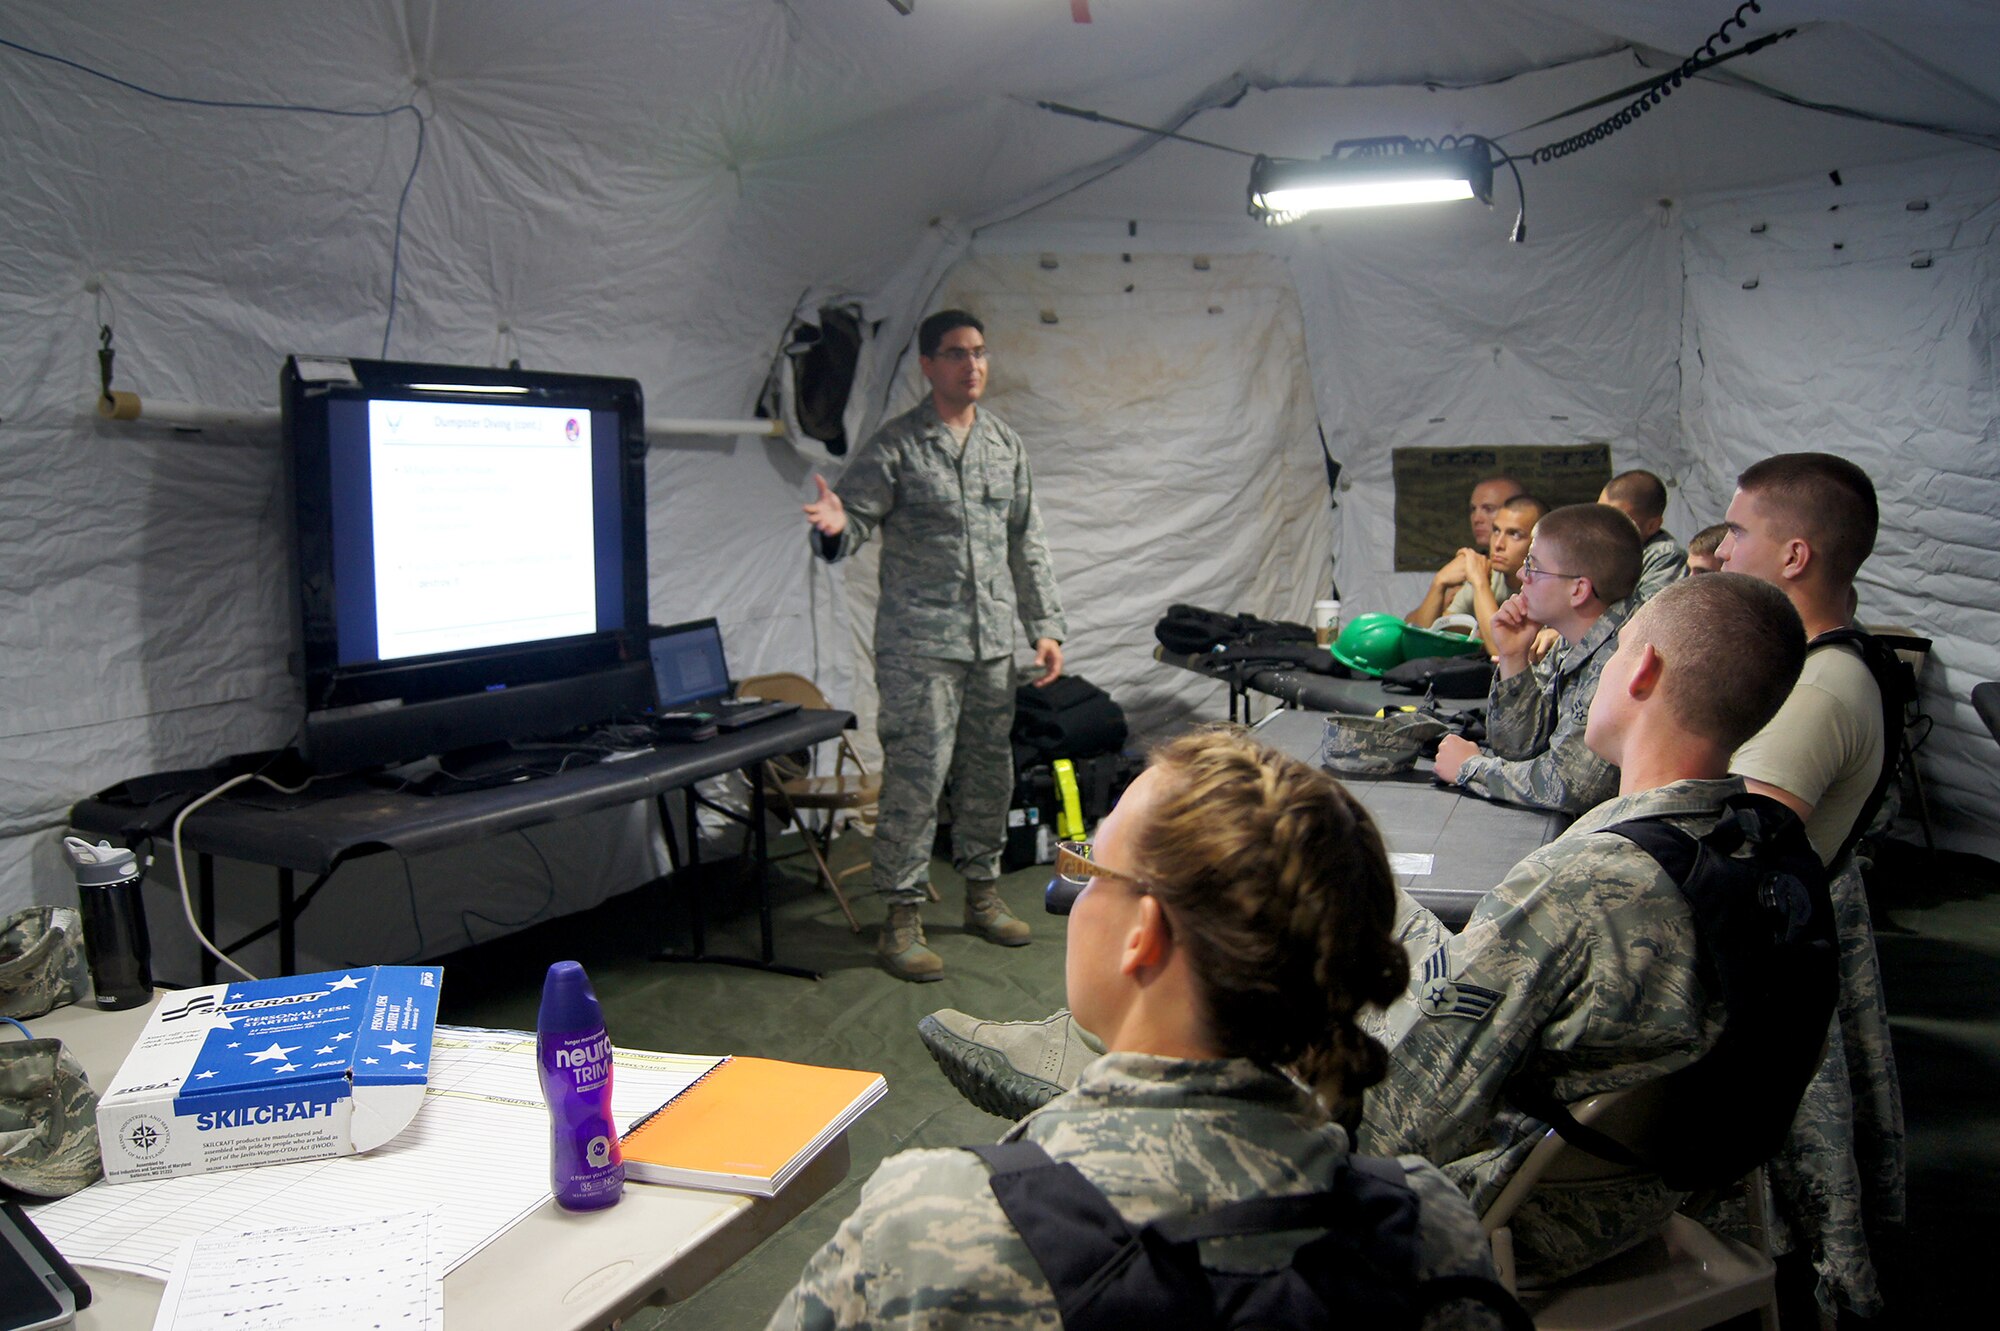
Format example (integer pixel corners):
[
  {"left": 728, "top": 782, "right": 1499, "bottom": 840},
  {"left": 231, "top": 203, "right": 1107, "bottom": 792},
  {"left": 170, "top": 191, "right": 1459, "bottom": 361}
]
[
  {"left": 1430, "top": 503, "right": 1641, "bottom": 815},
  {"left": 771, "top": 729, "right": 1518, "bottom": 1330}
]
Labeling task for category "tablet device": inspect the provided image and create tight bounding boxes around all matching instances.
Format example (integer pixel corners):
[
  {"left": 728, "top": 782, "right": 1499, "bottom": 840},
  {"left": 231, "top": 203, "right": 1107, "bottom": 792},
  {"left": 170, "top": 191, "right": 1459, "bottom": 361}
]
[{"left": 0, "top": 1200, "right": 86, "bottom": 1331}]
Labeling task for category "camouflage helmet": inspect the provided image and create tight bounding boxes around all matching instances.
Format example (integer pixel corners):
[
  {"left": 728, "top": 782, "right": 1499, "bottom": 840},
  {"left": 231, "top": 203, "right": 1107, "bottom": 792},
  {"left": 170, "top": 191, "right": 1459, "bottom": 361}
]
[
  {"left": 1317, "top": 709, "right": 1450, "bottom": 776},
  {"left": 1327, "top": 613, "right": 1410, "bottom": 677},
  {"left": 0, "top": 907, "right": 89, "bottom": 1021},
  {"left": 0, "top": 1034, "right": 103, "bottom": 1197}
]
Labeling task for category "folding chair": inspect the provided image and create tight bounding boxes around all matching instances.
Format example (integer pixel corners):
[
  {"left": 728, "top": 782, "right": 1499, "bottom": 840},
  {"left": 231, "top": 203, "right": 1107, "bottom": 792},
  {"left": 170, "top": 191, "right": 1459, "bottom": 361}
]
[
  {"left": 1480, "top": 1086, "right": 1779, "bottom": 1331},
  {"left": 736, "top": 673, "right": 940, "bottom": 930}
]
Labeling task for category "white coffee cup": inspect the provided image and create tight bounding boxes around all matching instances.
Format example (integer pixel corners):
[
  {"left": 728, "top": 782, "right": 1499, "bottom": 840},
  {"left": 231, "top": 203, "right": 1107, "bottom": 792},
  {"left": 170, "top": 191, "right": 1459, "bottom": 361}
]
[{"left": 1311, "top": 599, "right": 1343, "bottom": 646}]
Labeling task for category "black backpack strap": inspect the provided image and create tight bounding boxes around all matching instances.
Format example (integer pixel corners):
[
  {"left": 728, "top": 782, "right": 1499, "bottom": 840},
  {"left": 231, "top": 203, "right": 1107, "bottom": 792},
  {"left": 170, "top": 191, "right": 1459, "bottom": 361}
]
[
  {"left": 1500, "top": 1074, "right": 1652, "bottom": 1173},
  {"left": 1502, "top": 813, "right": 1696, "bottom": 1171},
  {"left": 972, "top": 1143, "right": 1534, "bottom": 1331},
  {"left": 1806, "top": 627, "right": 1909, "bottom": 866},
  {"left": 970, "top": 1141, "right": 1194, "bottom": 1329}
]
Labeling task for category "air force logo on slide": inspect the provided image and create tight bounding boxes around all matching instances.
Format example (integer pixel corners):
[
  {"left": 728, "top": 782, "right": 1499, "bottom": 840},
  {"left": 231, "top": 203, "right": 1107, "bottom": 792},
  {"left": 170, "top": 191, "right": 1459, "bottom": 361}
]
[{"left": 1415, "top": 946, "right": 1502, "bottom": 1021}]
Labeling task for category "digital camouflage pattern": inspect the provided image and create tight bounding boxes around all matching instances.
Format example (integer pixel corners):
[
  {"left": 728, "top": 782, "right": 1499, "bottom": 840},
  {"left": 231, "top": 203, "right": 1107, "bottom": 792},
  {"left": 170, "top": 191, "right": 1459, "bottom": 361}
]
[
  {"left": 1767, "top": 856, "right": 1906, "bottom": 1318},
  {"left": 872, "top": 655, "right": 1017, "bottom": 902},
  {"left": 1318, "top": 710, "right": 1449, "bottom": 777},
  {"left": 1358, "top": 778, "right": 1744, "bottom": 1282},
  {"left": 0, "top": 906, "right": 89, "bottom": 1019},
  {"left": 1455, "top": 597, "right": 1631, "bottom": 815},
  {"left": 1633, "top": 529, "right": 1689, "bottom": 605},
  {"left": 0, "top": 1035, "right": 102, "bottom": 1197},
  {"left": 768, "top": 1054, "right": 1508, "bottom": 1331},
  {"left": 819, "top": 400, "right": 1066, "bottom": 903},
  {"left": 821, "top": 400, "right": 1066, "bottom": 661}
]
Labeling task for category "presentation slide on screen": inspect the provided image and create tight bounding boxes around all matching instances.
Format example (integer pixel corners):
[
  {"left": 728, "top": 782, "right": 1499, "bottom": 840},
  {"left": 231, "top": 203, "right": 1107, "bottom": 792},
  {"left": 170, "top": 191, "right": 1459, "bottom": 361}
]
[{"left": 368, "top": 400, "right": 599, "bottom": 660}]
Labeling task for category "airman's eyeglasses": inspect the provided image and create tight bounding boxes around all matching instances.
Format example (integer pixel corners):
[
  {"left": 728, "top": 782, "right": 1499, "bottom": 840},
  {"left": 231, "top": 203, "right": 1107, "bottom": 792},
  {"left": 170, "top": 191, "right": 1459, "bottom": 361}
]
[
  {"left": 1519, "top": 558, "right": 1581, "bottom": 584},
  {"left": 1046, "top": 839, "right": 1146, "bottom": 915},
  {"left": 928, "top": 346, "right": 989, "bottom": 365}
]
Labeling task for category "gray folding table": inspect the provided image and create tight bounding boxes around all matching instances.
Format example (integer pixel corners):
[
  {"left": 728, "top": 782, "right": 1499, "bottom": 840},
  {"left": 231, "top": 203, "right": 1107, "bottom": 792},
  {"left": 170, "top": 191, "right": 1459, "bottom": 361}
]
[{"left": 1251, "top": 708, "right": 1568, "bottom": 926}]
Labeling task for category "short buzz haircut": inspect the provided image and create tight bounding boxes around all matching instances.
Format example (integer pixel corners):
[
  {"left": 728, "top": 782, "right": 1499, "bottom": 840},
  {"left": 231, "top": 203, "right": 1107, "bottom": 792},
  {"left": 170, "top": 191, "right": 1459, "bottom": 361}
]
[
  {"left": 1473, "top": 474, "right": 1523, "bottom": 499},
  {"left": 1623, "top": 573, "right": 1806, "bottom": 751},
  {"left": 1498, "top": 493, "right": 1548, "bottom": 523},
  {"left": 918, "top": 309, "right": 984, "bottom": 358},
  {"left": 1533, "top": 504, "right": 1643, "bottom": 605},
  {"left": 1602, "top": 469, "right": 1669, "bottom": 522},
  {"left": 1687, "top": 522, "right": 1729, "bottom": 559},
  {"left": 1736, "top": 453, "right": 1879, "bottom": 585}
]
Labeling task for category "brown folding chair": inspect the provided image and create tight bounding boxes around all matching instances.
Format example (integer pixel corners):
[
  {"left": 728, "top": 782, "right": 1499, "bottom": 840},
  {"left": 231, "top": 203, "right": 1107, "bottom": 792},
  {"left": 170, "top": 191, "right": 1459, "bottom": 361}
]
[
  {"left": 736, "top": 672, "right": 937, "bottom": 929},
  {"left": 1480, "top": 1085, "right": 1779, "bottom": 1331}
]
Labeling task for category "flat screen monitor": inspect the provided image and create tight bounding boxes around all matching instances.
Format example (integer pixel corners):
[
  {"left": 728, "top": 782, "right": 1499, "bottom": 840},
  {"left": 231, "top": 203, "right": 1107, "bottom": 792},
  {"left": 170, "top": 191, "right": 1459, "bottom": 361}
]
[{"left": 283, "top": 356, "right": 652, "bottom": 771}]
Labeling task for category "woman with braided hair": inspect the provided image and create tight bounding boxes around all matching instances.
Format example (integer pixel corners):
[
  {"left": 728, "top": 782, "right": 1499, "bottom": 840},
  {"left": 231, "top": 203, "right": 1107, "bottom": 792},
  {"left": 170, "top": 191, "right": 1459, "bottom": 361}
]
[{"left": 768, "top": 728, "right": 1515, "bottom": 1331}]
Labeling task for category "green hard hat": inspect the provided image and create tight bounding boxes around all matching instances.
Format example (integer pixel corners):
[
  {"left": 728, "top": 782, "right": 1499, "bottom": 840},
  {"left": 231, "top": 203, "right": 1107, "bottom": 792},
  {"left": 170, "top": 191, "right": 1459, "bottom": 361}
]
[
  {"left": 1329, "top": 613, "right": 1409, "bottom": 677},
  {"left": 1402, "top": 622, "right": 1489, "bottom": 662}
]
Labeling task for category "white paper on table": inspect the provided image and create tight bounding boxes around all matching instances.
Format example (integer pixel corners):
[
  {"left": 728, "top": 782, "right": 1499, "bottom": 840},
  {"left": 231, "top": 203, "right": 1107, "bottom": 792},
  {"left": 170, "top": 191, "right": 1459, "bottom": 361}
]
[
  {"left": 151, "top": 1211, "right": 442, "bottom": 1331},
  {"left": 37, "top": 1027, "right": 725, "bottom": 1281},
  {"left": 1388, "top": 852, "right": 1436, "bottom": 875}
]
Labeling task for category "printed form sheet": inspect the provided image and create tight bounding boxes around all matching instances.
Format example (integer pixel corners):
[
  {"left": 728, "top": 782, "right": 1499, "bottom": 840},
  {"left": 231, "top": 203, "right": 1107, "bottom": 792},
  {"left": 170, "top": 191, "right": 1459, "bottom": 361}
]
[{"left": 36, "top": 1027, "right": 723, "bottom": 1280}]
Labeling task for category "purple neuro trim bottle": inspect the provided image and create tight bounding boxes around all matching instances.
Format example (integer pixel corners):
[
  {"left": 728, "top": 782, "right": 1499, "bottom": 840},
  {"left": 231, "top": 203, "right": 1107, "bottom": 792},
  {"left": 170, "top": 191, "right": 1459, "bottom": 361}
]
[{"left": 537, "top": 960, "right": 624, "bottom": 1210}]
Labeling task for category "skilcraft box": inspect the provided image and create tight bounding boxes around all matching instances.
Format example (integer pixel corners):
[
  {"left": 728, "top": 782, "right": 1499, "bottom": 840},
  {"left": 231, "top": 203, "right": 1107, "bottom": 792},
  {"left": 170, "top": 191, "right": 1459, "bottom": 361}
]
[{"left": 97, "top": 965, "right": 441, "bottom": 1184}]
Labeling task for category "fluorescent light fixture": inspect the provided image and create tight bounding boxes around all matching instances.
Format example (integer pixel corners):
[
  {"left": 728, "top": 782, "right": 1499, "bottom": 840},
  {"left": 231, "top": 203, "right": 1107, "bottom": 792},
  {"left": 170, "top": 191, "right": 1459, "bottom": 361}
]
[
  {"left": 1249, "top": 139, "right": 1493, "bottom": 225},
  {"left": 405, "top": 383, "right": 532, "bottom": 394}
]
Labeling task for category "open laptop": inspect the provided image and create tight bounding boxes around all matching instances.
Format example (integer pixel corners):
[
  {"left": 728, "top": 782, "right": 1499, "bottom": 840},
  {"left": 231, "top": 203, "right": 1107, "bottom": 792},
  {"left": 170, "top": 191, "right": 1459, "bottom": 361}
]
[{"left": 645, "top": 619, "right": 801, "bottom": 731}]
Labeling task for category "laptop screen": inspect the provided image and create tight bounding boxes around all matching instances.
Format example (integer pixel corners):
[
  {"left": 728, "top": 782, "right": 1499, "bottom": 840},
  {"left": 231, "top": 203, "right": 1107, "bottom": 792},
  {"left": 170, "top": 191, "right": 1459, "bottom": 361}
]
[{"left": 647, "top": 620, "right": 732, "bottom": 710}]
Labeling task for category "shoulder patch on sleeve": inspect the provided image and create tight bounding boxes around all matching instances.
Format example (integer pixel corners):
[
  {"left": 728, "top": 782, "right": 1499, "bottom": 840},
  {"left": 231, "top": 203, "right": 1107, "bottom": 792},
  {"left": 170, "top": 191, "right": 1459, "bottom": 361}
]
[{"left": 1415, "top": 945, "right": 1503, "bottom": 1021}]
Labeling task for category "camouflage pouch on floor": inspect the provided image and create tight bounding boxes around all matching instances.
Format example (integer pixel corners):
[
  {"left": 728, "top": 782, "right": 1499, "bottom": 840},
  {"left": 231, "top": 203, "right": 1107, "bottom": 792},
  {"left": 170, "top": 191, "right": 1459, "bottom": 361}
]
[
  {"left": 1318, "top": 711, "right": 1450, "bottom": 776},
  {"left": 0, "top": 907, "right": 89, "bottom": 1020},
  {"left": 0, "top": 1026, "right": 103, "bottom": 1197}
]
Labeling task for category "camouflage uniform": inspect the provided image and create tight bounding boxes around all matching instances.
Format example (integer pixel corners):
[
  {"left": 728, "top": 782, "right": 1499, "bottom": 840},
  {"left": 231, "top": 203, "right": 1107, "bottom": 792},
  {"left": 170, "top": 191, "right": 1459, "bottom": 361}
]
[
  {"left": 767, "top": 1054, "right": 1507, "bottom": 1330},
  {"left": 1359, "top": 777, "right": 1743, "bottom": 1282},
  {"left": 1452, "top": 597, "right": 1631, "bottom": 815},
  {"left": 1633, "top": 530, "right": 1689, "bottom": 604},
  {"left": 1732, "top": 646, "right": 1903, "bottom": 1318},
  {"left": 818, "top": 400, "right": 1066, "bottom": 903},
  {"left": 1765, "top": 860, "right": 1906, "bottom": 1319}
]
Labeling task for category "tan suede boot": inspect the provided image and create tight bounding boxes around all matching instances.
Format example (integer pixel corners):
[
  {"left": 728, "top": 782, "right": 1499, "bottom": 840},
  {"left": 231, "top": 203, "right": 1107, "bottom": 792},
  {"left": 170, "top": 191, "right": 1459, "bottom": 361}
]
[
  {"left": 877, "top": 903, "right": 944, "bottom": 982},
  {"left": 963, "top": 880, "right": 1031, "bottom": 946}
]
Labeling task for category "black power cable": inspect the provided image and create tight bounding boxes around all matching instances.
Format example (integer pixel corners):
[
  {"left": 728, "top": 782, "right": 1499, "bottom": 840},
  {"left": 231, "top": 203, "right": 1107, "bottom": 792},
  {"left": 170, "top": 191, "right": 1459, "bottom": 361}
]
[
  {"left": 0, "top": 34, "right": 426, "bottom": 358},
  {"left": 1514, "top": 4, "right": 1792, "bottom": 166}
]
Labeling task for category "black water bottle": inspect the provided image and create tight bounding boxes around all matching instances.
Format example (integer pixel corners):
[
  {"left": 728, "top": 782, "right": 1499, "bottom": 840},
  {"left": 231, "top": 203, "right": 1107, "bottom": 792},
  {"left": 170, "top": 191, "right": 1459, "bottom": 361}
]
[{"left": 61, "top": 836, "right": 153, "bottom": 1009}]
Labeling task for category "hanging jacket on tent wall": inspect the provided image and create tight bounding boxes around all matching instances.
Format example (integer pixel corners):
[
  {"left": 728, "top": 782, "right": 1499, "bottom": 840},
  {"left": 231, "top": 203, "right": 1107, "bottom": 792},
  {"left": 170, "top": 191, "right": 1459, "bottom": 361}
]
[{"left": 790, "top": 305, "right": 864, "bottom": 455}]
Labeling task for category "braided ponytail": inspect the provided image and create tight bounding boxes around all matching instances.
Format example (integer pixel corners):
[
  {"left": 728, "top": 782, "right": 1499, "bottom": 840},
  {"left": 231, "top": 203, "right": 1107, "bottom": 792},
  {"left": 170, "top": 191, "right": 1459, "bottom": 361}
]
[{"left": 1135, "top": 727, "right": 1408, "bottom": 1126}]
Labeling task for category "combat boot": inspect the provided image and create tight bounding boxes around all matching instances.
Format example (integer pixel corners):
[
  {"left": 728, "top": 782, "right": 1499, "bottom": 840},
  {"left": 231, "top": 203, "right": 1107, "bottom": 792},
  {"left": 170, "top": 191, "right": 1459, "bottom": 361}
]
[
  {"left": 916, "top": 1008, "right": 1101, "bottom": 1118},
  {"left": 963, "top": 879, "right": 1031, "bottom": 946},
  {"left": 877, "top": 903, "right": 944, "bottom": 982}
]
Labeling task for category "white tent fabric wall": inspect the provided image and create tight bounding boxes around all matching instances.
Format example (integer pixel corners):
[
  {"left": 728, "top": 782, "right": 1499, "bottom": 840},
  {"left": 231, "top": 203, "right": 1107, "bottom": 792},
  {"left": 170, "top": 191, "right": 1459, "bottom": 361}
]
[
  {"left": 1282, "top": 202, "right": 1687, "bottom": 625},
  {"left": 1677, "top": 151, "right": 2000, "bottom": 858}
]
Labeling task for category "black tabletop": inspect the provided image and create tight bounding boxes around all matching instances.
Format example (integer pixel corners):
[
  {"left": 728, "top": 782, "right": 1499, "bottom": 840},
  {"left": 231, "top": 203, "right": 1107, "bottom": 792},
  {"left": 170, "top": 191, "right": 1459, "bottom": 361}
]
[{"left": 70, "top": 709, "right": 854, "bottom": 875}]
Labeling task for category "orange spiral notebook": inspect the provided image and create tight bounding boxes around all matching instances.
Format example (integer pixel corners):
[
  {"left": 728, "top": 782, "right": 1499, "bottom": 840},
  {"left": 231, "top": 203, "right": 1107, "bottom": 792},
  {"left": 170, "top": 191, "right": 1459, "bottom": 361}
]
[{"left": 618, "top": 1055, "right": 887, "bottom": 1197}]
